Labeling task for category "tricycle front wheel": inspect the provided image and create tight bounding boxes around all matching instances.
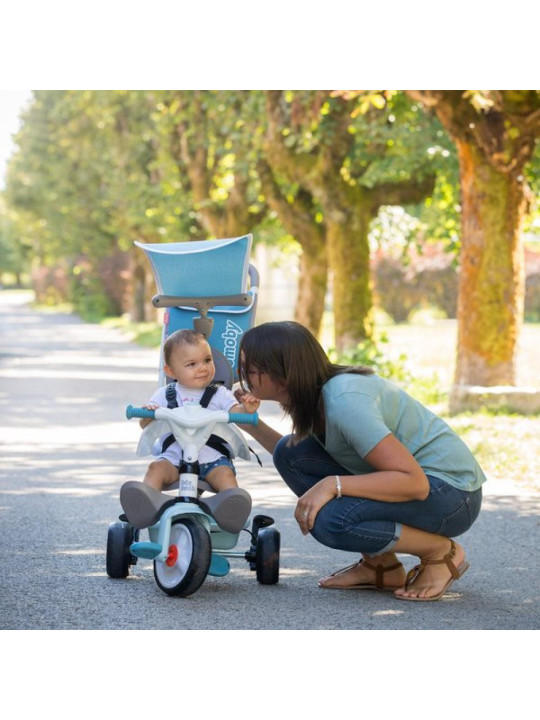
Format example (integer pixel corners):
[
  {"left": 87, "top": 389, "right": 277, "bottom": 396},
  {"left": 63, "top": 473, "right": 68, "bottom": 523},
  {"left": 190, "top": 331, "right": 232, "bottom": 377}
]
[{"left": 154, "top": 518, "right": 211, "bottom": 597}]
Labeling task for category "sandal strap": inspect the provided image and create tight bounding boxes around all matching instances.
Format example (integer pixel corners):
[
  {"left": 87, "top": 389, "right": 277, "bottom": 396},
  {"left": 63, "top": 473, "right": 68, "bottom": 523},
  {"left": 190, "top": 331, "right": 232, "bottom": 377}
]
[
  {"left": 407, "top": 540, "right": 461, "bottom": 588},
  {"left": 405, "top": 564, "right": 424, "bottom": 589},
  {"left": 362, "top": 560, "right": 404, "bottom": 589},
  {"left": 328, "top": 561, "right": 362, "bottom": 579},
  {"left": 420, "top": 539, "right": 460, "bottom": 579}
]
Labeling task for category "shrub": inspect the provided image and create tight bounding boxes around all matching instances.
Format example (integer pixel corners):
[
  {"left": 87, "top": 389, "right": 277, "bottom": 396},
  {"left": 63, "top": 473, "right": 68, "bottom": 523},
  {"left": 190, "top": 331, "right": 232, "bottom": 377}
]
[{"left": 371, "top": 244, "right": 457, "bottom": 322}]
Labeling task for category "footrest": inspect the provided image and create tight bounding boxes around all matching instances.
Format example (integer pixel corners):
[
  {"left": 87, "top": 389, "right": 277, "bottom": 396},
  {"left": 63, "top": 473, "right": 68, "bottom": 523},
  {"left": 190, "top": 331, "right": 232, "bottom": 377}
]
[
  {"left": 199, "top": 487, "right": 252, "bottom": 534},
  {"left": 208, "top": 554, "right": 231, "bottom": 577},
  {"left": 120, "top": 481, "right": 176, "bottom": 529},
  {"left": 130, "top": 541, "right": 162, "bottom": 559}
]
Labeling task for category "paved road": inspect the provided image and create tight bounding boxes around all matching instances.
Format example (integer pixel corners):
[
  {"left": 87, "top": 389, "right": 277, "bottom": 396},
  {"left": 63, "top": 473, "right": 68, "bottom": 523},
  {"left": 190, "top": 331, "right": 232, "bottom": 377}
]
[{"left": 1, "top": 291, "right": 538, "bottom": 630}]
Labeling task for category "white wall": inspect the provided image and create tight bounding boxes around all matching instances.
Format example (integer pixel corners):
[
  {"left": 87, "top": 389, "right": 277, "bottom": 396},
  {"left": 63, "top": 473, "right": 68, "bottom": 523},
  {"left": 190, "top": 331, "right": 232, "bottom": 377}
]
[{"left": 252, "top": 244, "right": 299, "bottom": 324}]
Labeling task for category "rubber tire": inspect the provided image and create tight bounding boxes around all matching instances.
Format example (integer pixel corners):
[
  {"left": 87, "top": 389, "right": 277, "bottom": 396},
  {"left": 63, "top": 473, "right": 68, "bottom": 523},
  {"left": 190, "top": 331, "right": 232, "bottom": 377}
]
[
  {"left": 256, "top": 526, "right": 280, "bottom": 585},
  {"left": 154, "top": 518, "right": 211, "bottom": 597},
  {"left": 106, "top": 521, "right": 132, "bottom": 578}
]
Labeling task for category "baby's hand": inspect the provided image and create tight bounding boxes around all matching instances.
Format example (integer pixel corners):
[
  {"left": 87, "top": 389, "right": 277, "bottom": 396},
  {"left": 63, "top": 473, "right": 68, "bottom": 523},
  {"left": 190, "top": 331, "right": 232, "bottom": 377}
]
[
  {"left": 241, "top": 393, "right": 260, "bottom": 414},
  {"left": 139, "top": 403, "right": 159, "bottom": 428}
]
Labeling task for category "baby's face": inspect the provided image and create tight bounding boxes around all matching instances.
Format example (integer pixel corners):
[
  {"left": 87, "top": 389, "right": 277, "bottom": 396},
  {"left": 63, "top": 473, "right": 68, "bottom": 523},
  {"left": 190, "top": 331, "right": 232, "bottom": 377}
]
[{"left": 165, "top": 340, "right": 215, "bottom": 388}]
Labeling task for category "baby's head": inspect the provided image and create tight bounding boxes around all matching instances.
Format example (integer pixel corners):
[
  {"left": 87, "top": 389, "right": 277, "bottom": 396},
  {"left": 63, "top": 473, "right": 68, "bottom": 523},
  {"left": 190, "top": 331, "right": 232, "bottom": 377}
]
[{"left": 163, "top": 329, "right": 215, "bottom": 388}]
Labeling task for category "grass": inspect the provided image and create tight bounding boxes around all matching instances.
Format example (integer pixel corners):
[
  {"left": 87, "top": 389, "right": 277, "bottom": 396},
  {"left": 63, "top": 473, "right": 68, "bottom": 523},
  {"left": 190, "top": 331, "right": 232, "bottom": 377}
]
[
  {"left": 381, "top": 316, "right": 540, "bottom": 494},
  {"left": 101, "top": 316, "right": 162, "bottom": 347}
]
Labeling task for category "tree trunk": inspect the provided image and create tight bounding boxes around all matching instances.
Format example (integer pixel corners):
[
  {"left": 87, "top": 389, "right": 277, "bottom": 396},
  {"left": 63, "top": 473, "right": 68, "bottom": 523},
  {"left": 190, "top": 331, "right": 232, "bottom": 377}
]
[
  {"left": 325, "top": 206, "right": 373, "bottom": 350},
  {"left": 257, "top": 158, "right": 328, "bottom": 335},
  {"left": 454, "top": 139, "right": 527, "bottom": 386},
  {"left": 294, "top": 238, "right": 328, "bottom": 333},
  {"left": 406, "top": 90, "right": 540, "bottom": 399}
]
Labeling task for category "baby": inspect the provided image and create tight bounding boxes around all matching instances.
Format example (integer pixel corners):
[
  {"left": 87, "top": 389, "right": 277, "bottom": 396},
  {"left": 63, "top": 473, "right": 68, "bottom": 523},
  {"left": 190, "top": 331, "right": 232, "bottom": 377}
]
[{"left": 140, "top": 329, "right": 259, "bottom": 494}]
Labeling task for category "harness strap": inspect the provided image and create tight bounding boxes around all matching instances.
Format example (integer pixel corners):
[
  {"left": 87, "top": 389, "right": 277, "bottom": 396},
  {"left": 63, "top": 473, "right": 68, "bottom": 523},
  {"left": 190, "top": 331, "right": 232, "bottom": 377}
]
[
  {"left": 161, "top": 381, "right": 231, "bottom": 459},
  {"left": 165, "top": 381, "right": 177, "bottom": 409}
]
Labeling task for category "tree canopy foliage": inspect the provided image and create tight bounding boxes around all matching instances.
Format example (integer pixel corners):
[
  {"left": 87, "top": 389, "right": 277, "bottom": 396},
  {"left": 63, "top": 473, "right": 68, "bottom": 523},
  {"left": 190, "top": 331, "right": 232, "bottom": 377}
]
[{"left": 1, "top": 90, "right": 538, "bottom": 379}]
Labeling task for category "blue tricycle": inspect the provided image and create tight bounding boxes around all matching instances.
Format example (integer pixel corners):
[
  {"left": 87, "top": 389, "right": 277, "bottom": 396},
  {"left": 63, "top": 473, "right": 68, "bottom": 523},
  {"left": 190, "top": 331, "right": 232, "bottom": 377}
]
[{"left": 106, "top": 235, "right": 280, "bottom": 597}]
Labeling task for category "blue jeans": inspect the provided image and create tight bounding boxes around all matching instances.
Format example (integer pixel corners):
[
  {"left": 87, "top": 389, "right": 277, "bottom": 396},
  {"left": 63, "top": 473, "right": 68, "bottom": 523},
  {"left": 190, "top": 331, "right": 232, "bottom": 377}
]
[
  {"left": 273, "top": 435, "right": 482, "bottom": 556},
  {"left": 199, "top": 457, "right": 236, "bottom": 480}
]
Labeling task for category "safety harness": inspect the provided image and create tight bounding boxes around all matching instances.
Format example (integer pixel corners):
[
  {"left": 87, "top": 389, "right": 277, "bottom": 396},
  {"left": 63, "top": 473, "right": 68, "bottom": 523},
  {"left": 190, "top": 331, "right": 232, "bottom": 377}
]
[{"left": 160, "top": 381, "right": 232, "bottom": 458}]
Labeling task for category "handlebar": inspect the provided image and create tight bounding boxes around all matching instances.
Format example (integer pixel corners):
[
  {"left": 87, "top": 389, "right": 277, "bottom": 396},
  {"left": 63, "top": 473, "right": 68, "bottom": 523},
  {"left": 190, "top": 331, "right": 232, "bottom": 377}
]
[
  {"left": 126, "top": 405, "right": 155, "bottom": 420},
  {"left": 228, "top": 413, "right": 258, "bottom": 425},
  {"left": 126, "top": 405, "right": 258, "bottom": 425}
]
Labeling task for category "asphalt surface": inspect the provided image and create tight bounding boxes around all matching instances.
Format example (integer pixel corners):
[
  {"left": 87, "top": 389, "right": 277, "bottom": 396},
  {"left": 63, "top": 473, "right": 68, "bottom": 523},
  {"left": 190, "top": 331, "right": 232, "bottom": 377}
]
[{"left": 1, "top": 291, "right": 539, "bottom": 630}]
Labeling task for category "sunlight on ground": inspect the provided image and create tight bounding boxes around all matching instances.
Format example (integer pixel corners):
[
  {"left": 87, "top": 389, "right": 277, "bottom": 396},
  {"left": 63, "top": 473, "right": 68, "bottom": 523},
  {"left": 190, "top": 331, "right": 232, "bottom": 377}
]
[
  {"left": 55, "top": 548, "right": 105, "bottom": 556},
  {"left": 0, "top": 368, "right": 157, "bottom": 381},
  {"left": 13, "top": 353, "right": 158, "bottom": 369},
  {"left": 2, "top": 486, "right": 104, "bottom": 497},
  {"left": 1, "top": 423, "right": 140, "bottom": 445}
]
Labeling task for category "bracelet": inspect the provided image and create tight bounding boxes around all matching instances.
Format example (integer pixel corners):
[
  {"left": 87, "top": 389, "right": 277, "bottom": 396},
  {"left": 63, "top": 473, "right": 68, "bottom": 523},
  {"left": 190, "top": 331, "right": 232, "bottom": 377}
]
[{"left": 335, "top": 475, "right": 342, "bottom": 498}]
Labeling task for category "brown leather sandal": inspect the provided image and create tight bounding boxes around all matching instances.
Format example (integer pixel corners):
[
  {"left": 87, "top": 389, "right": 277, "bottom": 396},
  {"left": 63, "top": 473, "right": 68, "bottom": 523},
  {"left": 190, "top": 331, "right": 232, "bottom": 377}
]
[
  {"left": 319, "top": 558, "right": 405, "bottom": 591},
  {"left": 395, "top": 539, "right": 470, "bottom": 602}
]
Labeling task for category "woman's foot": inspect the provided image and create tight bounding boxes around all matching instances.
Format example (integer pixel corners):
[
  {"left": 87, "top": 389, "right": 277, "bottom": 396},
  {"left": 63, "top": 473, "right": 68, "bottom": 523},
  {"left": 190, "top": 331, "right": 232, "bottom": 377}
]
[
  {"left": 319, "top": 553, "right": 407, "bottom": 591},
  {"left": 394, "top": 539, "right": 469, "bottom": 601}
]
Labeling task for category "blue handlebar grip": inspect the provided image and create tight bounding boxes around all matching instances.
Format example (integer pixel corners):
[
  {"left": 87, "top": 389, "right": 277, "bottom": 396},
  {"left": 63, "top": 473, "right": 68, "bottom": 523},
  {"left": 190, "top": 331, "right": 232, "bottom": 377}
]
[
  {"left": 228, "top": 412, "right": 259, "bottom": 425},
  {"left": 126, "top": 405, "right": 155, "bottom": 420}
]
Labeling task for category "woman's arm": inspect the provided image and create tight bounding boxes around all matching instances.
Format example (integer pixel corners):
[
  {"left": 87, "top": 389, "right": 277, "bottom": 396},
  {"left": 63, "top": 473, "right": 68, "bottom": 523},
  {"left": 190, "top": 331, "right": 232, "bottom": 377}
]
[
  {"left": 237, "top": 417, "right": 283, "bottom": 455},
  {"left": 295, "top": 434, "right": 430, "bottom": 534},
  {"left": 343, "top": 433, "right": 430, "bottom": 502}
]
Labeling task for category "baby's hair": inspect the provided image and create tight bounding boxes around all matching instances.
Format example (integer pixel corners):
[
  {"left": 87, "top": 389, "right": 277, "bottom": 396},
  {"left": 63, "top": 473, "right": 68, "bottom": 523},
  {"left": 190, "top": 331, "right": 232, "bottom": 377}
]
[{"left": 163, "top": 329, "right": 208, "bottom": 366}]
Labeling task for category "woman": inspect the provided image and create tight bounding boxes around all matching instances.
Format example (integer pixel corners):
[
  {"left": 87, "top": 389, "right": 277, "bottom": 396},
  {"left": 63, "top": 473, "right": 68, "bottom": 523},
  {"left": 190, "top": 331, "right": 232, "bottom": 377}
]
[{"left": 236, "top": 321, "right": 486, "bottom": 602}]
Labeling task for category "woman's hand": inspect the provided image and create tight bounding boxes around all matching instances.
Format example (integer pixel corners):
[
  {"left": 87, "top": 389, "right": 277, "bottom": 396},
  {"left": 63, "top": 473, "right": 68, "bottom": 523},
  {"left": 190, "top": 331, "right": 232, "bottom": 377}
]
[{"left": 295, "top": 477, "right": 336, "bottom": 535}]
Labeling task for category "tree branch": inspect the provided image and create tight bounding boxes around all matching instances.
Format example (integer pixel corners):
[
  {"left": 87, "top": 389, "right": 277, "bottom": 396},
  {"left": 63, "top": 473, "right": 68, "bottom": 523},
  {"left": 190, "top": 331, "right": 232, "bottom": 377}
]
[{"left": 368, "top": 174, "right": 436, "bottom": 214}]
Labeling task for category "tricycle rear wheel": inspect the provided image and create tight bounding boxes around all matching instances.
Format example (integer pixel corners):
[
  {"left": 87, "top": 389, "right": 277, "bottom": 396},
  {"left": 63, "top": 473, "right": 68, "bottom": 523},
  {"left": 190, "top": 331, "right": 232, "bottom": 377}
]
[
  {"left": 106, "top": 521, "right": 134, "bottom": 578},
  {"left": 256, "top": 526, "right": 280, "bottom": 585}
]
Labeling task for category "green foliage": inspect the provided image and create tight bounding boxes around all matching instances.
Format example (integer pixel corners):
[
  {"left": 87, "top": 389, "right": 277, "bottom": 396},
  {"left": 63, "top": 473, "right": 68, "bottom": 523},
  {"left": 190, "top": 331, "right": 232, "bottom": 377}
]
[
  {"left": 276, "top": 90, "right": 451, "bottom": 189},
  {"left": 329, "top": 329, "right": 448, "bottom": 407},
  {"left": 69, "top": 270, "right": 116, "bottom": 322},
  {"left": 0, "top": 194, "right": 32, "bottom": 282},
  {"left": 329, "top": 331, "right": 411, "bottom": 382},
  {"left": 3, "top": 88, "right": 538, "bottom": 332},
  {"left": 102, "top": 317, "right": 161, "bottom": 347}
]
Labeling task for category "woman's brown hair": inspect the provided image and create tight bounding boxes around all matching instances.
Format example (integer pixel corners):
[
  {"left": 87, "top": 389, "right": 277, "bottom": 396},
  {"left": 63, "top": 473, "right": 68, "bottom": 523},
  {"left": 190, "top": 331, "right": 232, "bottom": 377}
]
[{"left": 238, "top": 321, "right": 373, "bottom": 440}]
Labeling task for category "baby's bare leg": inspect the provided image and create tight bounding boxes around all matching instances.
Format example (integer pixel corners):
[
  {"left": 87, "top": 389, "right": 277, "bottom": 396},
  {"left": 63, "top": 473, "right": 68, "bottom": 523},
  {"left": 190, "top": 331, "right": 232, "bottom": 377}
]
[
  {"left": 143, "top": 459, "right": 179, "bottom": 492},
  {"left": 205, "top": 464, "right": 238, "bottom": 492}
]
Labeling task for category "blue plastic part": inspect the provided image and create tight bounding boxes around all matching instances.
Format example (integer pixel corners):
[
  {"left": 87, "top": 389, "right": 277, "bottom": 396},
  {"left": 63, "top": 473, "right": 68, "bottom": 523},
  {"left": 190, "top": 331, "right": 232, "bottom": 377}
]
[
  {"left": 208, "top": 554, "right": 231, "bottom": 577},
  {"left": 135, "top": 236, "right": 256, "bottom": 380},
  {"left": 130, "top": 541, "right": 162, "bottom": 559},
  {"left": 228, "top": 412, "right": 259, "bottom": 425},
  {"left": 126, "top": 405, "right": 155, "bottom": 420},
  {"left": 168, "top": 303, "right": 255, "bottom": 379},
  {"left": 135, "top": 236, "right": 252, "bottom": 297}
]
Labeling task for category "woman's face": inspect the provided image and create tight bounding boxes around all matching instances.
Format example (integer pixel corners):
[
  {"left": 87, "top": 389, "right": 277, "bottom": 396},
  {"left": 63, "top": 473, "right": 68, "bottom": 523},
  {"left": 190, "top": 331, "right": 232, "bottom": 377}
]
[{"left": 243, "top": 364, "right": 288, "bottom": 403}]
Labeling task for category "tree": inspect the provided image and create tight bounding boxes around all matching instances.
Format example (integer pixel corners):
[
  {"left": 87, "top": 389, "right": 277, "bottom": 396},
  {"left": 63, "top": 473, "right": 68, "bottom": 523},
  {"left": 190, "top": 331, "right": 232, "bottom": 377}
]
[
  {"left": 0, "top": 195, "right": 32, "bottom": 285},
  {"left": 159, "top": 90, "right": 267, "bottom": 238},
  {"left": 263, "top": 91, "right": 441, "bottom": 350},
  {"left": 408, "top": 91, "right": 540, "bottom": 391},
  {"left": 6, "top": 91, "right": 199, "bottom": 317}
]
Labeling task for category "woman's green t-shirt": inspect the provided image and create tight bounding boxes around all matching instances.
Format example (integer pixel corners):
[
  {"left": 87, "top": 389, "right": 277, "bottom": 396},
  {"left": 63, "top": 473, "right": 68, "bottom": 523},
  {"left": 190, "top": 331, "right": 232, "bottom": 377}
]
[{"left": 321, "top": 373, "right": 487, "bottom": 492}]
